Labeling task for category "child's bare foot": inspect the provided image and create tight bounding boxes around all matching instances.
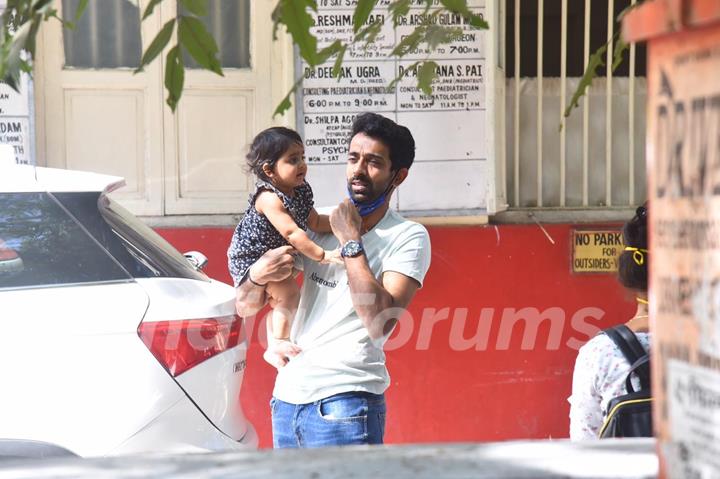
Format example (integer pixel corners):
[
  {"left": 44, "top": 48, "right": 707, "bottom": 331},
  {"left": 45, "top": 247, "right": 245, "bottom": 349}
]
[{"left": 263, "top": 339, "right": 301, "bottom": 370}]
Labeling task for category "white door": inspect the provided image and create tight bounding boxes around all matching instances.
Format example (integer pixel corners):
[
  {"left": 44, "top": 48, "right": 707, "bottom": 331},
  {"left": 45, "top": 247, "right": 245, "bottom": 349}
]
[
  {"left": 37, "top": 0, "right": 294, "bottom": 217},
  {"left": 37, "top": 0, "right": 165, "bottom": 215},
  {"left": 161, "top": 0, "right": 286, "bottom": 215}
]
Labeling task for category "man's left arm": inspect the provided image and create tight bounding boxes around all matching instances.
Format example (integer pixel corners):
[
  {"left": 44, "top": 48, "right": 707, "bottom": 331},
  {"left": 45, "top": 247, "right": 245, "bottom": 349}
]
[
  {"left": 344, "top": 258, "right": 421, "bottom": 339},
  {"left": 331, "top": 199, "right": 430, "bottom": 340}
]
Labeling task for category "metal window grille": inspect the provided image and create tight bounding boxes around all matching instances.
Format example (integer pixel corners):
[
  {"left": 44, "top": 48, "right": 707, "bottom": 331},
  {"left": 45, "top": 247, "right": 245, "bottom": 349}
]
[{"left": 505, "top": 0, "right": 647, "bottom": 209}]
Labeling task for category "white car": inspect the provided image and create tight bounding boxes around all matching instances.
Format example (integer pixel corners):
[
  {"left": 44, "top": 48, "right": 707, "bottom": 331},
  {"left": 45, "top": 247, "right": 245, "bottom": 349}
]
[{"left": 0, "top": 164, "right": 256, "bottom": 458}]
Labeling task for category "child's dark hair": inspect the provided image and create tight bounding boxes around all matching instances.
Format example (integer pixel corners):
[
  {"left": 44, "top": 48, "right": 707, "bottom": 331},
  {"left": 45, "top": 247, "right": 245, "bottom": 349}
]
[
  {"left": 246, "top": 127, "right": 302, "bottom": 181},
  {"left": 350, "top": 113, "right": 415, "bottom": 171},
  {"left": 618, "top": 202, "right": 649, "bottom": 292}
]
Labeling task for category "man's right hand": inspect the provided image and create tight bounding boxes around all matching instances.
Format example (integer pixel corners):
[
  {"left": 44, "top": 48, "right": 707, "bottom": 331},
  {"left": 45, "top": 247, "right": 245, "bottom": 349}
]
[
  {"left": 248, "top": 245, "right": 297, "bottom": 285},
  {"left": 235, "top": 246, "right": 297, "bottom": 317}
]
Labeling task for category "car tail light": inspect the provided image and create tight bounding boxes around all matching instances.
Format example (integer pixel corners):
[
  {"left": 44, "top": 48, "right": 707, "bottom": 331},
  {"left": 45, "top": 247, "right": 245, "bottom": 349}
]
[{"left": 138, "top": 315, "right": 245, "bottom": 377}]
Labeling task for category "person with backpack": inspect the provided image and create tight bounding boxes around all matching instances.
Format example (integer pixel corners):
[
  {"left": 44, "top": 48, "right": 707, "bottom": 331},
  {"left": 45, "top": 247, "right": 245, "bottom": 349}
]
[{"left": 568, "top": 203, "right": 652, "bottom": 440}]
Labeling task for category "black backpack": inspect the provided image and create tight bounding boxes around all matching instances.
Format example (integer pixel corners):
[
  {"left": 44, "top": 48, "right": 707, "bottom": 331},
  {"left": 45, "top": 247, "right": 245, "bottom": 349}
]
[{"left": 598, "top": 325, "right": 653, "bottom": 438}]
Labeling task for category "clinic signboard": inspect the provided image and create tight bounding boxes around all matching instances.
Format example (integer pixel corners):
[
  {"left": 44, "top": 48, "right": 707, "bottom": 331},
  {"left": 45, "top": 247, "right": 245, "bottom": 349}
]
[
  {"left": 296, "top": 0, "right": 504, "bottom": 213},
  {"left": 0, "top": 77, "right": 33, "bottom": 165},
  {"left": 0, "top": 0, "right": 35, "bottom": 165},
  {"left": 624, "top": 2, "right": 720, "bottom": 477}
]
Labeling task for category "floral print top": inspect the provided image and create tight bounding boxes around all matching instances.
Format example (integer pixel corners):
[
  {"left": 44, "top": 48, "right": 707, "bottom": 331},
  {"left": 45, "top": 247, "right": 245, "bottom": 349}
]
[
  {"left": 227, "top": 180, "right": 314, "bottom": 288},
  {"left": 568, "top": 330, "right": 651, "bottom": 440}
]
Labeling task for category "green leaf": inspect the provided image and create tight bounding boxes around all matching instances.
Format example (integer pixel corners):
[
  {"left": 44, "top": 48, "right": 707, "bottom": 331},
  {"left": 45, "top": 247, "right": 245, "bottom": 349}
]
[
  {"left": 318, "top": 39, "right": 343, "bottom": 65},
  {"left": 562, "top": 1, "right": 645, "bottom": 124},
  {"left": 563, "top": 40, "right": 609, "bottom": 119},
  {"left": 273, "top": 76, "right": 304, "bottom": 118},
  {"left": 417, "top": 60, "right": 437, "bottom": 96},
  {"left": 143, "top": 0, "right": 163, "bottom": 20},
  {"left": 332, "top": 44, "right": 347, "bottom": 78},
  {"left": 25, "top": 12, "right": 43, "bottom": 57},
  {"left": 43, "top": 7, "right": 58, "bottom": 19},
  {"left": 273, "top": 0, "right": 319, "bottom": 65},
  {"left": 178, "top": 15, "right": 222, "bottom": 75},
  {"left": 425, "top": 24, "right": 463, "bottom": 49},
  {"left": 354, "top": 21, "right": 382, "bottom": 44},
  {"left": 617, "top": 0, "right": 645, "bottom": 22},
  {"left": 466, "top": 13, "right": 488, "bottom": 29},
  {"left": 34, "top": 0, "right": 56, "bottom": 11},
  {"left": 74, "top": 0, "right": 88, "bottom": 22},
  {"left": 353, "top": 0, "right": 375, "bottom": 34},
  {"left": 563, "top": 29, "right": 626, "bottom": 122},
  {"left": 179, "top": 0, "right": 208, "bottom": 17},
  {"left": 271, "top": 2, "right": 282, "bottom": 39},
  {"left": 2, "top": 20, "right": 32, "bottom": 92},
  {"left": 389, "top": 26, "right": 425, "bottom": 57},
  {"left": 45, "top": 9, "right": 74, "bottom": 29},
  {"left": 439, "top": 0, "right": 488, "bottom": 29},
  {"left": 387, "top": 60, "right": 420, "bottom": 92},
  {"left": 135, "top": 18, "right": 175, "bottom": 74},
  {"left": 439, "top": 0, "right": 471, "bottom": 14},
  {"left": 19, "top": 59, "right": 32, "bottom": 74},
  {"left": 274, "top": 91, "right": 293, "bottom": 118},
  {"left": 389, "top": 0, "right": 411, "bottom": 27},
  {"left": 164, "top": 45, "right": 184, "bottom": 111},
  {"left": 612, "top": 33, "right": 628, "bottom": 71}
]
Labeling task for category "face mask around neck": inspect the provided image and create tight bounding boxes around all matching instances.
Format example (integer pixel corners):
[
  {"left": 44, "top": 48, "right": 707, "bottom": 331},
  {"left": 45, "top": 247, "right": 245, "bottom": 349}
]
[{"left": 348, "top": 172, "right": 397, "bottom": 217}]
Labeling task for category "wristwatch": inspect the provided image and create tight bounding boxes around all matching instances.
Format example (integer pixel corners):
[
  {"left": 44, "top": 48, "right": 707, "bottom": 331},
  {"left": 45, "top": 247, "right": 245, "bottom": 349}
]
[{"left": 340, "top": 240, "right": 364, "bottom": 258}]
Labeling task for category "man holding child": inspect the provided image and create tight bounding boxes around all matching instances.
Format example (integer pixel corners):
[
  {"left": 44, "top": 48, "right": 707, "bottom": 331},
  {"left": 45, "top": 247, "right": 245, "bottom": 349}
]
[{"left": 233, "top": 113, "right": 431, "bottom": 448}]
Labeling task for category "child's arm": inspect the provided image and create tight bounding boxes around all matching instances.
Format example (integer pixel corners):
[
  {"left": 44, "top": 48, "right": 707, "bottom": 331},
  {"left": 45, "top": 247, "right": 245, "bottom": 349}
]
[
  {"left": 256, "top": 191, "right": 326, "bottom": 262},
  {"left": 307, "top": 208, "right": 333, "bottom": 233}
]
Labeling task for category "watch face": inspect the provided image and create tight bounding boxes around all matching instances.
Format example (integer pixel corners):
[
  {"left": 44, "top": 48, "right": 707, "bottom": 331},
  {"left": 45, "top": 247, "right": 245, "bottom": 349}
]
[{"left": 341, "top": 240, "right": 363, "bottom": 258}]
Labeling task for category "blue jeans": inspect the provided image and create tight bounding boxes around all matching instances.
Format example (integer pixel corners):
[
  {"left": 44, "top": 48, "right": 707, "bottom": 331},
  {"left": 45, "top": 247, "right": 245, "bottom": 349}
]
[{"left": 270, "top": 392, "right": 386, "bottom": 448}]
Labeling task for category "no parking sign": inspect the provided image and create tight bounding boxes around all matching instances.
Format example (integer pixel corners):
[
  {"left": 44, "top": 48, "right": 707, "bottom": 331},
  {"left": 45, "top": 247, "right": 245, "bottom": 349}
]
[{"left": 571, "top": 230, "right": 623, "bottom": 274}]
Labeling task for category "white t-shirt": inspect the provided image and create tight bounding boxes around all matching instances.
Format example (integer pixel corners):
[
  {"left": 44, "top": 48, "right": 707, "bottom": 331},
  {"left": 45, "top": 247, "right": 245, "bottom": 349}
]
[
  {"left": 568, "top": 331, "right": 651, "bottom": 440},
  {"left": 272, "top": 208, "right": 431, "bottom": 404}
]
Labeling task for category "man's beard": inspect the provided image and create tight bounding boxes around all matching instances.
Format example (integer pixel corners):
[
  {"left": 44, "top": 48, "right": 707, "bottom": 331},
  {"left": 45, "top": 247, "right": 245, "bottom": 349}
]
[{"left": 348, "top": 173, "right": 383, "bottom": 203}]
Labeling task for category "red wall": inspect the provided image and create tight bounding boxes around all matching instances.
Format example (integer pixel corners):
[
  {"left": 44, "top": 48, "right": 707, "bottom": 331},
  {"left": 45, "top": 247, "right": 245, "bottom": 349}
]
[{"left": 157, "top": 223, "right": 635, "bottom": 448}]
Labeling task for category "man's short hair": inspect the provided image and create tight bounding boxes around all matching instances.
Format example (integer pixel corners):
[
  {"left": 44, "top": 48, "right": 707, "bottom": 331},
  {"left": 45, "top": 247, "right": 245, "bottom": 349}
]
[{"left": 350, "top": 113, "right": 416, "bottom": 171}]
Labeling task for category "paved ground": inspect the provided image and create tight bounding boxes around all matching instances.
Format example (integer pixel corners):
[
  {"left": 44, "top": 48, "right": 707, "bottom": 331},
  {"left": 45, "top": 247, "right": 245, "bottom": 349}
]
[{"left": 0, "top": 439, "right": 657, "bottom": 479}]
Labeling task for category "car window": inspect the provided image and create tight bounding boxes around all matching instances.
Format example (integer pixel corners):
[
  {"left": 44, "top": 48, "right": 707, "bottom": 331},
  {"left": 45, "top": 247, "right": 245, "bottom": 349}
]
[
  {"left": 53, "top": 192, "right": 208, "bottom": 282},
  {"left": 0, "top": 192, "right": 132, "bottom": 289},
  {"left": 99, "top": 195, "right": 209, "bottom": 282},
  {"left": 52, "top": 192, "right": 160, "bottom": 278}
]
